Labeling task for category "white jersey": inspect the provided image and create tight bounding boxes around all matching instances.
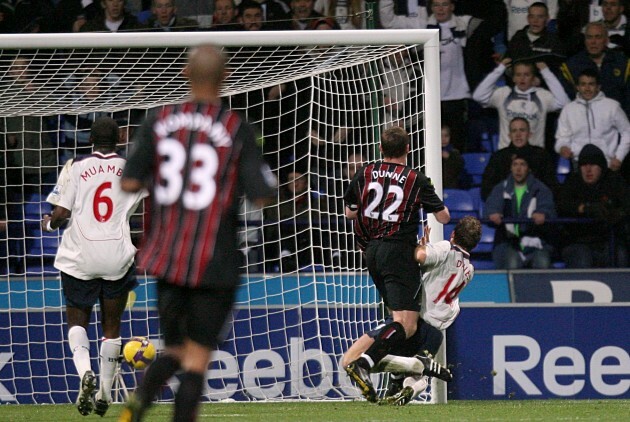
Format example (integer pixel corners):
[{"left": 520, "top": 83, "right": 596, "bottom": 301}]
[
  {"left": 51, "top": 152, "right": 148, "bottom": 280},
  {"left": 47, "top": 159, "right": 74, "bottom": 206},
  {"left": 420, "top": 240, "right": 475, "bottom": 330}
]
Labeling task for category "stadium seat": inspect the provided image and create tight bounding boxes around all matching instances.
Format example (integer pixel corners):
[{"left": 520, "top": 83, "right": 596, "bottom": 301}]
[
  {"left": 443, "top": 189, "right": 477, "bottom": 219},
  {"left": 467, "top": 187, "right": 484, "bottom": 217},
  {"left": 28, "top": 229, "right": 61, "bottom": 257},
  {"left": 462, "top": 153, "right": 491, "bottom": 186},
  {"left": 470, "top": 259, "right": 495, "bottom": 270},
  {"left": 472, "top": 225, "right": 495, "bottom": 254},
  {"left": 557, "top": 157, "right": 572, "bottom": 183}
]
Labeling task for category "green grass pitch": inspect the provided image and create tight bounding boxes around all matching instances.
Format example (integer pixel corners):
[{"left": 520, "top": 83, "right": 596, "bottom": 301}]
[{"left": 0, "top": 400, "right": 628, "bottom": 421}]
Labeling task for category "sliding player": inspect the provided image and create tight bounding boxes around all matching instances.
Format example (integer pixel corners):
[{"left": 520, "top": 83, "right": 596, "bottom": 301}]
[{"left": 342, "top": 216, "right": 482, "bottom": 405}]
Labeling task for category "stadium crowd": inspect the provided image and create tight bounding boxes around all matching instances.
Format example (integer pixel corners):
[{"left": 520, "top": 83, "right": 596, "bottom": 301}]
[{"left": 1, "top": 0, "right": 630, "bottom": 271}]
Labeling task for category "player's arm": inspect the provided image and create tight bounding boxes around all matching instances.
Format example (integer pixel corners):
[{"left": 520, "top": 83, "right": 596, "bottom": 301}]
[
  {"left": 433, "top": 207, "right": 450, "bottom": 224},
  {"left": 41, "top": 205, "right": 71, "bottom": 232},
  {"left": 120, "top": 178, "right": 145, "bottom": 193},
  {"left": 345, "top": 205, "right": 358, "bottom": 220}
]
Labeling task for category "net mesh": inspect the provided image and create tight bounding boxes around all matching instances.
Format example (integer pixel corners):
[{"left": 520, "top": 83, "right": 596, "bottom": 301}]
[{"left": 0, "top": 33, "right": 439, "bottom": 404}]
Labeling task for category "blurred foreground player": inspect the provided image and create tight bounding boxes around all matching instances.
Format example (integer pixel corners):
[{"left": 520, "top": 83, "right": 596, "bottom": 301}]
[
  {"left": 118, "top": 44, "right": 276, "bottom": 421},
  {"left": 42, "top": 116, "right": 147, "bottom": 416}
]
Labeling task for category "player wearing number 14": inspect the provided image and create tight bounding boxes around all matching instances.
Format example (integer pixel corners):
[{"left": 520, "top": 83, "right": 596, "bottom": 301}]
[{"left": 42, "top": 116, "right": 148, "bottom": 417}]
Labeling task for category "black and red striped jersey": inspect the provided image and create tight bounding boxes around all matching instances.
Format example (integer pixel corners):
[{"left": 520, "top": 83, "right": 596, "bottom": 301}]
[
  {"left": 123, "top": 102, "right": 276, "bottom": 288},
  {"left": 343, "top": 161, "right": 445, "bottom": 250}
]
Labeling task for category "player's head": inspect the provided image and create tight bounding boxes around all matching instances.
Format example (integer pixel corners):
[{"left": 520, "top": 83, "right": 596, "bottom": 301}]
[
  {"left": 90, "top": 116, "right": 119, "bottom": 149},
  {"left": 380, "top": 126, "right": 410, "bottom": 159},
  {"left": 185, "top": 44, "right": 226, "bottom": 89},
  {"left": 451, "top": 216, "right": 482, "bottom": 253}
]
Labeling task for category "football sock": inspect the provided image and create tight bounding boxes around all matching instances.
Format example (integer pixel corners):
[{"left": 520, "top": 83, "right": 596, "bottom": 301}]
[
  {"left": 418, "top": 323, "right": 444, "bottom": 357},
  {"left": 97, "top": 337, "right": 121, "bottom": 402},
  {"left": 68, "top": 325, "right": 91, "bottom": 379},
  {"left": 137, "top": 355, "right": 181, "bottom": 411},
  {"left": 174, "top": 371, "right": 205, "bottom": 422},
  {"left": 363, "top": 321, "right": 407, "bottom": 368}
]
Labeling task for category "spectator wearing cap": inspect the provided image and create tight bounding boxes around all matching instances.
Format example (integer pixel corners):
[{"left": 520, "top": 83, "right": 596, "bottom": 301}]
[
  {"left": 482, "top": 117, "right": 557, "bottom": 200},
  {"left": 555, "top": 68, "right": 630, "bottom": 172},
  {"left": 557, "top": 144, "right": 630, "bottom": 268},
  {"left": 484, "top": 150, "right": 557, "bottom": 269}
]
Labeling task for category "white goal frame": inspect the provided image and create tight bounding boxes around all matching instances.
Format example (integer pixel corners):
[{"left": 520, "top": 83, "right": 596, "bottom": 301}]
[{"left": 0, "top": 29, "right": 447, "bottom": 404}]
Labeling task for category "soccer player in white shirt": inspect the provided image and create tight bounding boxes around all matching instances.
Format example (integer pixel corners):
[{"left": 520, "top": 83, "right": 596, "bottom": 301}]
[
  {"left": 342, "top": 216, "right": 482, "bottom": 405},
  {"left": 41, "top": 117, "right": 147, "bottom": 417}
]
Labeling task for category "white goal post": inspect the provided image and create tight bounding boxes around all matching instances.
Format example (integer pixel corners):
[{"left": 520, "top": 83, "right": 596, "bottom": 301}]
[{"left": 0, "top": 30, "right": 447, "bottom": 405}]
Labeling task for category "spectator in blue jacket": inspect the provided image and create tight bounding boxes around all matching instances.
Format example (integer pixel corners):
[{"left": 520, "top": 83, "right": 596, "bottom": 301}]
[
  {"left": 559, "top": 21, "right": 630, "bottom": 116},
  {"left": 484, "top": 151, "right": 557, "bottom": 269}
]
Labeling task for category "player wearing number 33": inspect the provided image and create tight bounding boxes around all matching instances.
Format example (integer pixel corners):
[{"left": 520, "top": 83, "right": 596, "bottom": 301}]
[
  {"left": 42, "top": 116, "right": 148, "bottom": 417},
  {"left": 342, "top": 126, "right": 451, "bottom": 402},
  {"left": 118, "top": 44, "right": 277, "bottom": 422}
]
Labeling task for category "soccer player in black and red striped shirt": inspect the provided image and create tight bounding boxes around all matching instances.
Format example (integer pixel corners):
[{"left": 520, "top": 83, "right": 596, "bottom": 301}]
[
  {"left": 343, "top": 126, "right": 451, "bottom": 402},
  {"left": 119, "top": 44, "right": 276, "bottom": 422}
]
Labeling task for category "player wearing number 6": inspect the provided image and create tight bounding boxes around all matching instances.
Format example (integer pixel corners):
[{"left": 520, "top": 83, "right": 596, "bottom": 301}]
[
  {"left": 42, "top": 116, "right": 148, "bottom": 417},
  {"left": 342, "top": 126, "right": 451, "bottom": 402},
  {"left": 119, "top": 44, "right": 276, "bottom": 422}
]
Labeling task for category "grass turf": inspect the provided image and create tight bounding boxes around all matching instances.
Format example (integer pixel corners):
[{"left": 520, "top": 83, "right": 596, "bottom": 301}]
[{"left": 0, "top": 400, "right": 628, "bottom": 421}]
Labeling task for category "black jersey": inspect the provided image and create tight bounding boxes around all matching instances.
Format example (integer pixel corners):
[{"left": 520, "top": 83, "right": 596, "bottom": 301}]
[
  {"left": 123, "top": 102, "right": 276, "bottom": 288},
  {"left": 344, "top": 161, "right": 445, "bottom": 250}
]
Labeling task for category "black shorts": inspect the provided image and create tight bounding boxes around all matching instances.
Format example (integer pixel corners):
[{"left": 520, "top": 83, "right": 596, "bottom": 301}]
[
  {"left": 365, "top": 239, "right": 421, "bottom": 312},
  {"left": 61, "top": 264, "right": 138, "bottom": 309},
  {"left": 157, "top": 279, "right": 236, "bottom": 349}
]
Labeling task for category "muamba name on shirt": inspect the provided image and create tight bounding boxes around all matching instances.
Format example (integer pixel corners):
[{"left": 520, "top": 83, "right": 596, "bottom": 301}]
[{"left": 81, "top": 164, "right": 124, "bottom": 181}]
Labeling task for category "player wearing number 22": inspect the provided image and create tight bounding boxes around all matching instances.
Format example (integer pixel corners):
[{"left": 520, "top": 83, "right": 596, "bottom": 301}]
[
  {"left": 342, "top": 126, "right": 451, "bottom": 401},
  {"left": 119, "top": 44, "right": 277, "bottom": 422},
  {"left": 42, "top": 116, "right": 148, "bottom": 417}
]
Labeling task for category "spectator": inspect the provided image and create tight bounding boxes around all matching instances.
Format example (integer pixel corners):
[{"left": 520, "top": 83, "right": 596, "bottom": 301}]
[
  {"left": 441, "top": 124, "right": 468, "bottom": 189},
  {"left": 484, "top": 152, "right": 557, "bottom": 269},
  {"left": 146, "top": 0, "right": 198, "bottom": 31},
  {"left": 559, "top": 22, "right": 630, "bottom": 116},
  {"left": 379, "top": 0, "right": 428, "bottom": 29},
  {"left": 13, "top": 0, "right": 56, "bottom": 33},
  {"left": 265, "top": 169, "right": 327, "bottom": 271},
  {"left": 601, "top": 0, "right": 630, "bottom": 54},
  {"left": 482, "top": 117, "right": 557, "bottom": 200},
  {"left": 473, "top": 59, "right": 570, "bottom": 149},
  {"left": 556, "top": 0, "right": 598, "bottom": 57},
  {"left": 238, "top": 0, "right": 267, "bottom": 31},
  {"left": 424, "top": 0, "right": 497, "bottom": 152},
  {"left": 505, "top": 2, "right": 566, "bottom": 74},
  {"left": 53, "top": 0, "right": 100, "bottom": 32},
  {"left": 555, "top": 68, "right": 630, "bottom": 172},
  {"left": 381, "top": 48, "right": 420, "bottom": 130},
  {"left": 80, "top": 0, "right": 143, "bottom": 32},
  {"left": 557, "top": 144, "right": 630, "bottom": 267},
  {"left": 209, "top": 0, "right": 240, "bottom": 30},
  {"left": 505, "top": 0, "right": 559, "bottom": 42},
  {"left": 314, "top": 0, "right": 366, "bottom": 29},
  {"left": 4, "top": 56, "right": 58, "bottom": 197},
  {"left": 254, "top": 0, "right": 292, "bottom": 30},
  {"left": 0, "top": 0, "right": 15, "bottom": 33},
  {"left": 277, "top": 0, "right": 326, "bottom": 30}
]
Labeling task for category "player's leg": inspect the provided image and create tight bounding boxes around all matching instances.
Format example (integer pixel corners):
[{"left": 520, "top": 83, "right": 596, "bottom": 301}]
[
  {"left": 173, "top": 285, "right": 236, "bottom": 421},
  {"left": 62, "top": 272, "right": 98, "bottom": 416},
  {"left": 95, "top": 266, "right": 137, "bottom": 416},
  {"left": 120, "top": 279, "right": 185, "bottom": 422}
]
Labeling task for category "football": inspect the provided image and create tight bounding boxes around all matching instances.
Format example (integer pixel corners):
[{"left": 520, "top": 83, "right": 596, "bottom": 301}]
[{"left": 123, "top": 337, "right": 156, "bottom": 370}]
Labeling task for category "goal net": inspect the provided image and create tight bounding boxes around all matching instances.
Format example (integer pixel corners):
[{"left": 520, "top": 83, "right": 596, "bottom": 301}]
[{"left": 0, "top": 30, "right": 445, "bottom": 405}]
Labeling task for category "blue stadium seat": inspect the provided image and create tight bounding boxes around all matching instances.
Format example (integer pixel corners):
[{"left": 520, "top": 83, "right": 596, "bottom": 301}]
[
  {"left": 443, "top": 189, "right": 477, "bottom": 219},
  {"left": 28, "top": 229, "right": 61, "bottom": 257},
  {"left": 557, "top": 157, "right": 572, "bottom": 183},
  {"left": 471, "top": 259, "right": 495, "bottom": 270},
  {"left": 472, "top": 225, "right": 495, "bottom": 254},
  {"left": 468, "top": 187, "right": 484, "bottom": 217},
  {"left": 462, "top": 153, "right": 491, "bottom": 186}
]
